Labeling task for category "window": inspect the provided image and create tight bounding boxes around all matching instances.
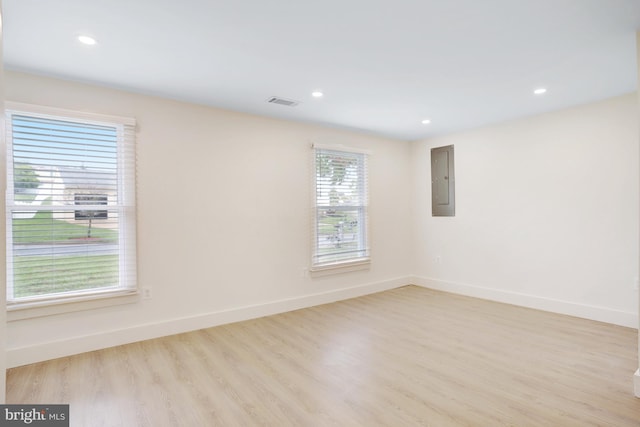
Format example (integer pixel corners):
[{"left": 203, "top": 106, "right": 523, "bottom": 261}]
[
  {"left": 5, "top": 103, "right": 137, "bottom": 308},
  {"left": 312, "top": 145, "right": 369, "bottom": 270}
]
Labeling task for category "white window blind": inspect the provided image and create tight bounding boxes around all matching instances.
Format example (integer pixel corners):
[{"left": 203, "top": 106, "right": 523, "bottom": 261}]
[
  {"left": 312, "top": 146, "right": 369, "bottom": 268},
  {"left": 6, "top": 105, "right": 137, "bottom": 306}
]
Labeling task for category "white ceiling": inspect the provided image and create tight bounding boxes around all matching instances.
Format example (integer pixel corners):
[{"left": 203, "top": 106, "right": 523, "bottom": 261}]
[{"left": 4, "top": 0, "right": 640, "bottom": 141}]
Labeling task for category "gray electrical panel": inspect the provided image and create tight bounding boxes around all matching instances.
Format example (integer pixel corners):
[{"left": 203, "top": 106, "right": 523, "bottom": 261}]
[{"left": 431, "top": 145, "right": 455, "bottom": 216}]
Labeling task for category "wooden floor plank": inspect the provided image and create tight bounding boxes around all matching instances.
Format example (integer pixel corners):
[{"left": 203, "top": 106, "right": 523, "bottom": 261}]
[{"left": 6, "top": 286, "right": 640, "bottom": 426}]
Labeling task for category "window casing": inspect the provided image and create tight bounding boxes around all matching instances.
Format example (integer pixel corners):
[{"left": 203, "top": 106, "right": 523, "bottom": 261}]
[
  {"left": 5, "top": 103, "right": 137, "bottom": 308},
  {"left": 312, "top": 146, "right": 370, "bottom": 270}
]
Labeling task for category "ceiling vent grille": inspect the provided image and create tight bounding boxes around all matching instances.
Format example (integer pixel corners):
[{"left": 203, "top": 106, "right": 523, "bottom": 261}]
[{"left": 267, "top": 96, "right": 300, "bottom": 107}]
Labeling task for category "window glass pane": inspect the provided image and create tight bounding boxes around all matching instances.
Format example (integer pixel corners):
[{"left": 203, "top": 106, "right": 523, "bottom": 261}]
[
  {"left": 11, "top": 115, "right": 118, "bottom": 206},
  {"left": 11, "top": 207, "right": 120, "bottom": 299},
  {"left": 315, "top": 207, "right": 366, "bottom": 263}
]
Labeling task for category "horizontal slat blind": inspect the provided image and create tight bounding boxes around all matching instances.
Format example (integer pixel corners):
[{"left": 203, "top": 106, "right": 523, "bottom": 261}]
[
  {"left": 6, "top": 108, "right": 137, "bottom": 304},
  {"left": 313, "top": 147, "right": 369, "bottom": 267}
]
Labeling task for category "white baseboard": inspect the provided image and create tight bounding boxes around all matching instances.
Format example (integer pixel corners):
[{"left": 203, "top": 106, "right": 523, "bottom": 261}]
[
  {"left": 412, "top": 276, "right": 638, "bottom": 328},
  {"left": 635, "top": 370, "right": 640, "bottom": 398},
  {"left": 7, "top": 276, "right": 410, "bottom": 368},
  {"left": 8, "top": 275, "right": 637, "bottom": 367}
]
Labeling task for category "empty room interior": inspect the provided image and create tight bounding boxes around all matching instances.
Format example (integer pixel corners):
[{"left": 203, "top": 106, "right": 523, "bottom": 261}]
[{"left": 2, "top": 0, "right": 640, "bottom": 425}]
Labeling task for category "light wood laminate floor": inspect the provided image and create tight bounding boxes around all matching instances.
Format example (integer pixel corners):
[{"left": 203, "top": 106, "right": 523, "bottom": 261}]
[{"left": 7, "top": 286, "right": 640, "bottom": 426}]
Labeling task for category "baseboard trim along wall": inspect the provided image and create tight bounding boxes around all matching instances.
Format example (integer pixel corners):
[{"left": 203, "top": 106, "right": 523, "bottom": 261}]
[
  {"left": 412, "top": 276, "right": 638, "bottom": 329},
  {"left": 6, "top": 276, "right": 410, "bottom": 368},
  {"left": 8, "top": 275, "right": 638, "bottom": 367}
]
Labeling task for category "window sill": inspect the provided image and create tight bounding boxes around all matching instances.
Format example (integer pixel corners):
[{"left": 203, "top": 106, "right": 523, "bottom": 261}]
[
  {"left": 310, "top": 258, "right": 371, "bottom": 277},
  {"left": 7, "top": 289, "right": 140, "bottom": 321}
]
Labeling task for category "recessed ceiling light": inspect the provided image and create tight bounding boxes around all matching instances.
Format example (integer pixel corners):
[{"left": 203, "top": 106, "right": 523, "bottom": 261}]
[
  {"left": 78, "top": 35, "right": 97, "bottom": 45},
  {"left": 312, "top": 91, "right": 323, "bottom": 98},
  {"left": 533, "top": 88, "right": 547, "bottom": 95},
  {"left": 421, "top": 119, "right": 431, "bottom": 124}
]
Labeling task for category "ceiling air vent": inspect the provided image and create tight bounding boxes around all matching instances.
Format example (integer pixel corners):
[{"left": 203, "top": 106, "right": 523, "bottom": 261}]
[{"left": 267, "top": 96, "right": 300, "bottom": 107}]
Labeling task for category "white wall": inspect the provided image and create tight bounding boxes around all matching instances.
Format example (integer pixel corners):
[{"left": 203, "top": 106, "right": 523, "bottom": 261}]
[
  {"left": 412, "top": 93, "right": 640, "bottom": 327},
  {"left": 5, "top": 71, "right": 413, "bottom": 367},
  {"left": 5, "top": 70, "right": 639, "bottom": 369}
]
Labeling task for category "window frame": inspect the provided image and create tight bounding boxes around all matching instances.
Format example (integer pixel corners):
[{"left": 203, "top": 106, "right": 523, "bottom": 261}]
[
  {"left": 5, "top": 102, "right": 138, "bottom": 318},
  {"left": 311, "top": 144, "right": 371, "bottom": 273}
]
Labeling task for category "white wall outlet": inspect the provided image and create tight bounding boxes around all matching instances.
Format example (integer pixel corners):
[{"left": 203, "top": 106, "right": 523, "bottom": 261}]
[
  {"left": 301, "top": 267, "right": 309, "bottom": 278},
  {"left": 435, "top": 256, "right": 442, "bottom": 265},
  {"left": 142, "top": 287, "right": 152, "bottom": 299}
]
